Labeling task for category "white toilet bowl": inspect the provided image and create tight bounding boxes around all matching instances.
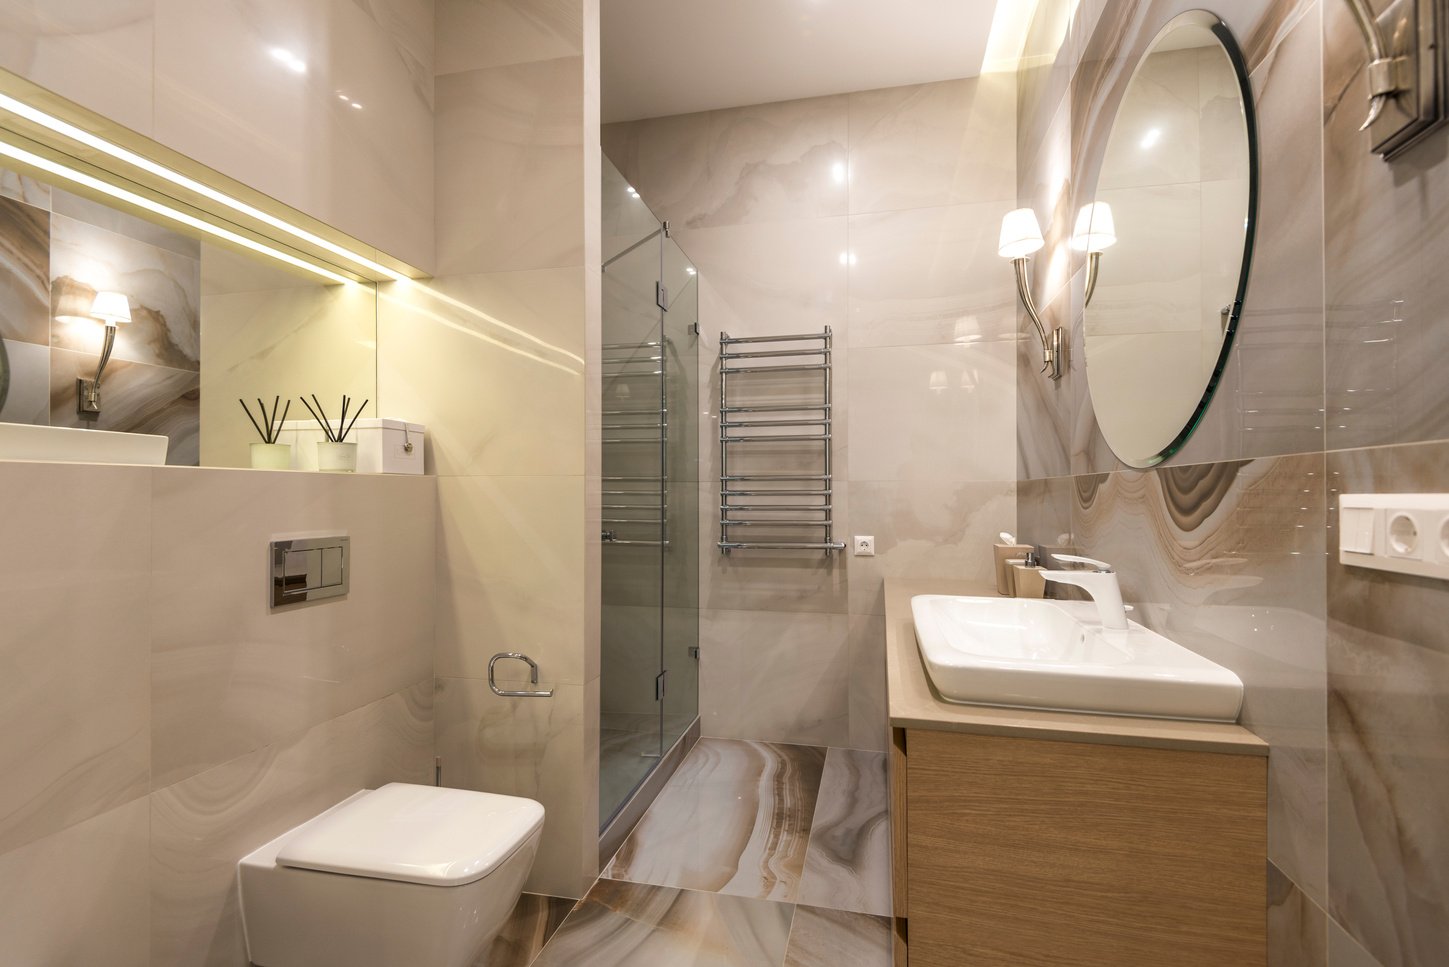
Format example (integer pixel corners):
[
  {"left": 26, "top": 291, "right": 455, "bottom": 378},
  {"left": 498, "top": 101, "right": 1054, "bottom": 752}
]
[{"left": 237, "top": 783, "right": 544, "bottom": 967}]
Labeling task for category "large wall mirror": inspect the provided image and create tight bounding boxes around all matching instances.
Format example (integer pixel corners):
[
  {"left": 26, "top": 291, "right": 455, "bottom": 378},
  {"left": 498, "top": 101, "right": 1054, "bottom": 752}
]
[
  {"left": 1079, "top": 10, "right": 1258, "bottom": 468},
  {"left": 0, "top": 70, "right": 422, "bottom": 469}
]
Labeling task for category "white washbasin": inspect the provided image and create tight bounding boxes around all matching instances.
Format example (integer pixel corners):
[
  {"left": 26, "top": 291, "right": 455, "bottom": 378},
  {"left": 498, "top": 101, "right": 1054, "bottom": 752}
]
[
  {"left": 911, "top": 595, "right": 1244, "bottom": 722},
  {"left": 0, "top": 422, "right": 168, "bottom": 466}
]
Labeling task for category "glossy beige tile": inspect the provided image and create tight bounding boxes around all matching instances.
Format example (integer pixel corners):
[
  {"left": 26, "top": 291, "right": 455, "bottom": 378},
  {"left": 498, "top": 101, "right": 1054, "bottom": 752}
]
[
  {"left": 782, "top": 905, "right": 892, "bottom": 967},
  {"left": 0, "top": 195, "right": 48, "bottom": 346},
  {"left": 797, "top": 749, "right": 890, "bottom": 917},
  {"left": 1328, "top": 923, "right": 1383, "bottom": 967},
  {"left": 0, "top": 461, "right": 151, "bottom": 855},
  {"left": 149, "top": 681, "right": 433, "bottom": 967},
  {"left": 437, "top": 0, "right": 581, "bottom": 75},
  {"left": 604, "top": 738, "right": 826, "bottom": 902},
  {"left": 1270, "top": 862, "right": 1328, "bottom": 967},
  {"left": 0, "top": 797, "right": 150, "bottom": 967},
  {"left": 435, "top": 56, "right": 585, "bottom": 275},
  {"left": 377, "top": 268, "right": 586, "bottom": 476},
  {"left": 699, "top": 610, "right": 850, "bottom": 747},
  {"left": 847, "top": 614, "right": 888, "bottom": 753},
  {"left": 848, "top": 74, "right": 1017, "bottom": 214},
  {"left": 436, "top": 474, "right": 587, "bottom": 684},
  {"left": 149, "top": 469, "right": 436, "bottom": 788},
  {"left": 433, "top": 677, "right": 593, "bottom": 898},
  {"left": 0, "top": 166, "right": 52, "bottom": 210}
]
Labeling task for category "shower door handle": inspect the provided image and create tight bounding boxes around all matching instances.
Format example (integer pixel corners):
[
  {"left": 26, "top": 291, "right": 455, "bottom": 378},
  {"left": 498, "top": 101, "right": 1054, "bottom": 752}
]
[{"left": 488, "top": 653, "right": 554, "bottom": 698}]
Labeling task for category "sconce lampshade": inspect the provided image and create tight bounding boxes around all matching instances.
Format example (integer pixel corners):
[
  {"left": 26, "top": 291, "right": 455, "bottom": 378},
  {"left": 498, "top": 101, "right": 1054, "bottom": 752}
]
[
  {"left": 998, "top": 208, "right": 1045, "bottom": 259},
  {"left": 1071, "top": 202, "right": 1117, "bottom": 253},
  {"left": 89, "top": 290, "right": 132, "bottom": 326}
]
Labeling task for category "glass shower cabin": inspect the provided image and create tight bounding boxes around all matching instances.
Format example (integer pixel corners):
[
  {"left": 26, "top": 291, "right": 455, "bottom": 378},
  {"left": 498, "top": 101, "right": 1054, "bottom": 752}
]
[{"left": 599, "top": 157, "right": 700, "bottom": 830}]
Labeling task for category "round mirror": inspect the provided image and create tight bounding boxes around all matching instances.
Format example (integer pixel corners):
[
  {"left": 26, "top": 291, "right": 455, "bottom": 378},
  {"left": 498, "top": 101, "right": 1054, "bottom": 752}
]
[{"left": 1080, "top": 10, "right": 1257, "bottom": 468}]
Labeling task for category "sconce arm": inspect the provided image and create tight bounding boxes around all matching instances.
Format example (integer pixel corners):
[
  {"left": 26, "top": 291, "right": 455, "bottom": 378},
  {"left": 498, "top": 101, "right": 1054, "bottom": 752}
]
[
  {"left": 1012, "top": 257, "right": 1064, "bottom": 380},
  {"left": 1344, "top": 0, "right": 1400, "bottom": 130}
]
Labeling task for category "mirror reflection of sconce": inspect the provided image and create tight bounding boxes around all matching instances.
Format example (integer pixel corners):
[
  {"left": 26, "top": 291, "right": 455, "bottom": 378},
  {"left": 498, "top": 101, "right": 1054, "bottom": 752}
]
[
  {"left": 1342, "top": 0, "right": 1445, "bottom": 158},
  {"left": 998, "top": 208, "right": 1064, "bottom": 381},
  {"left": 1072, "top": 202, "right": 1117, "bottom": 307},
  {"left": 59, "top": 290, "right": 132, "bottom": 415}
]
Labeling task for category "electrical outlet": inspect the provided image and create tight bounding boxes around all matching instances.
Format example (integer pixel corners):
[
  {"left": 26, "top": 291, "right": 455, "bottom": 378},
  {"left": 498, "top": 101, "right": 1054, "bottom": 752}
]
[
  {"left": 854, "top": 535, "right": 875, "bottom": 556},
  {"left": 1340, "top": 493, "right": 1449, "bottom": 580}
]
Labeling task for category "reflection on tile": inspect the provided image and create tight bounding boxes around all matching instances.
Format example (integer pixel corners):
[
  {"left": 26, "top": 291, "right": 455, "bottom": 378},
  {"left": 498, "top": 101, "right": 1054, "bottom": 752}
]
[
  {"left": 0, "top": 195, "right": 48, "bottom": 345},
  {"left": 699, "top": 611, "right": 850, "bottom": 747},
  {"left": 782, "top": 905, "right": 892, "bottom": 967},
  {"left": 0, "top": 337, "right": 50, "bottom": 424},
  {"left": 48, "top": 349, "right": 200, "bottom": 465},
  {"left": 1270, "top": 861, "right": 1328, "bottom": 967},
  {"left": 52, "top": 188, "right": 202, "bottom": 260},
  {"left": 1326, "top": 442, "right": 1449, "bottom": 967},
  {"left": 532, "top": 879, "right": 794, "bottom": 967},
  {"left": 798, "top": 749, "right": 890, "bottom": 917},
  {"left": 848, "top": 75, "right": 1017, "bottom": 214},
  {"left": 604, "top": 738, "right": 825, "bottom": 902},
  {"left": 149, "top": 682, "right": 433, "bottom": 967},
  {"left": 478, "top": 892, "right": 576, "bottom": 967},
  {"left": 437, "top": 0, "right": 582, "bottom": 75},
  {"left": 0, "top": 167, "right": 51, "bottom": 210},
  {"left": 0, "top": 798, "right": 149, "bottom": 967},
  {"left": 0, "top": 461, "right": 150, "bottom": 855},
  {"left": 148, "top": 470, "right": 436, "bottom": 788},
  {"left": 1327, "top": 922, "right": 1383, "bottom": 967}
]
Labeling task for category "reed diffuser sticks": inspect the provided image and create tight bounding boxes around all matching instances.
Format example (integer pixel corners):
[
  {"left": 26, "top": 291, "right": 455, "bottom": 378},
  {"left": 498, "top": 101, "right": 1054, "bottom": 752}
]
[
  {"left": 299, "top": 394, "right": 368, "bottom": 443},
  {"left": 239, "top": 396, "right": 290, "bottom": 444}
]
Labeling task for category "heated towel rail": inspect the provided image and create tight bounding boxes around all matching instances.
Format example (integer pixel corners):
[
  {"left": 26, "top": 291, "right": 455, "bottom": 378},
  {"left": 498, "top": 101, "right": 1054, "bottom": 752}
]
[{"left": 718, "top": 327, "right": 843, "bottom": 553}]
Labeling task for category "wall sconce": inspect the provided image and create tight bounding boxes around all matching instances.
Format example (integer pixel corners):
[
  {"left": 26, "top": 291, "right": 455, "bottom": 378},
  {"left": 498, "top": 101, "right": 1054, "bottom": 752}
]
[
  {"left": 1071, "top": 202, "right": 1117, "bottom": 307},
  {"left": 1342, "top": 0, "right": 1445, "bottom": 158},
  {"left": 72, "top": 290, "right": 132, "bottom": 415},
  {"left": 998, "top": 208, "right": 1063, "bottom": 380}
]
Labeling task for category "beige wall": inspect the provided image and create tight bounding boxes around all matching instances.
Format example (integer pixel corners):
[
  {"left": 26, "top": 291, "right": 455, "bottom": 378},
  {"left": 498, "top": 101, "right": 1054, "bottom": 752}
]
[
  {"left": 1015, "top": 1, "right": 1449, "bottom": 964},
  {"left": 0, "top": 462, "right": 436, "bottom": 966},
  {"left": 604, "top": 73, "right": 1020, "bottom": 754},
  {"left": 378, "top": 0, "right": 602, "bottom": 898}
]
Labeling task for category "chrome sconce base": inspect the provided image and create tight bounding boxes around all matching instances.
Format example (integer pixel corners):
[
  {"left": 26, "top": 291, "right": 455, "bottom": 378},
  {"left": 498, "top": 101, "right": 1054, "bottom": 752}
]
[
  {"left": 1010, "top": 256, "right": 1065, "bottom": 381},
  {"left": 1345, "top": 0, "right": 1447, "bottom": 158},
  {"left": 76, "top": 321, "right": 119, "bottom": 416}
]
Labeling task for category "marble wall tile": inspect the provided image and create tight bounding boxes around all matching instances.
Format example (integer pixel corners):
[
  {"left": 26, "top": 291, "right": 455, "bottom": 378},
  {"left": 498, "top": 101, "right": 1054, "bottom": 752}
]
[
  {"left": 434, "top": 676, "right": 593, "bottom": 898},
  {"left": 1328, "top": 923, "right": 1384, "bottom": 967},
  {"left": 797, "top": 749, "right": 890, "bottom": 917},
  {"left": 603, "top": 738, "right": 825, "bottom": 903},
  {"left": 1271, "top": 861, "right": 1329, "bottom": 967},
  {"left": 0, "top": 797, "right": 150, "bottom": 967},
  {"left": 436, "top": 474, "right": 587, "bottom": 684},
  {"left": 846, "top": 201, "right": 1017, "bottom": 350},
  {"left": 782, "top": 906, "right": 892, "bottom": 967},
  {"left": 848, "top": 75, "right": 1017, "bottom": 215},
  {"left": 52, "top": 188, "right": 202, "bottom": 260},
  {"left": 1325, "top": 441, "right": 1449, "bottom": 967},
  {"left": 0, "top": 461, "right": 151, "bottom": 855},
  {"left": 153, "top": 0, "right": 435, "bottom": 270},
  {"left": 847, "top": 614, "right": 888, "bottom": 753},
  {"left": 148, "top": 469, "right": 436, "bottom": 788},
  {"left": 0, "top": 167, "right": 52, "bottom": 210},
  {"left": 1058, "top": 454, "right": 1328, "bottom": 903},
  {"left": 846, "top": 479, "right": 1015, "bottom": 617},
  {"left": 0, "top": 337, "right": 49, "bottom": 424},
  {"left": 479, "top": 893, "right": 576, "bottom": 967},
  {"left": 699, "top": 609, "right": 850, "bottom": 747},
  {"left": 600, "top": 110, "right": 715, "bottom": 229},
  {"left": 434, "top": 56, "right": 585, "bottom": 275},
  {"left": 149, "top": 681, "right": 433, "bottom": 967},
  {"left": 48, "top": 349, "right": 201, "bottom": 464},
  {"left": 530, "top": 878, "right": 794, "bottom": 967},
  {"left": 0, "top": 194, "right": 48, "bottom": 346},
  {"left": 437, "top": 0, "right": 581, "bottom": 75},
  {"left": 0, "top": 0, "right": 155, "bottom": 135},
  {"left": 848, "top": 341, "right": 1016, "bottom": 484},
  {"left": 376, "top": 268, "right": 586, "bottom": 477}
]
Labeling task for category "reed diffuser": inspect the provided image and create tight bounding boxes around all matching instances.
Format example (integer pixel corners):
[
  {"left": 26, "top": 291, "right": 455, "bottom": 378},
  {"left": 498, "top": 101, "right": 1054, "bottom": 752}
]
[
  {"left": 240, "top": 396, "right": 292, "bottom": 469},
  {"left": 299, "top": 394, "right": 368, "bottom": 472}
]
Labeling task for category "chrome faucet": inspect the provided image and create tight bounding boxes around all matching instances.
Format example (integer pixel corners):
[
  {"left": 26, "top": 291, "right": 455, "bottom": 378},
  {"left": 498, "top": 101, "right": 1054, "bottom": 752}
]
[{"left": 1040, "top": 554, "right": 1128, "bottom": 630}]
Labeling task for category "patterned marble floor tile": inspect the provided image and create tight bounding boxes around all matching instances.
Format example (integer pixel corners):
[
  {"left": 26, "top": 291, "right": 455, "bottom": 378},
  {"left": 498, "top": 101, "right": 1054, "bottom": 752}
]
[
  {"left": 529, "top": 879, "right": 794, "bottom": 967},
  {"left": 479, "top": 893, "right": 575, "bottom": 967},
  {"left": 782, "top": 906, "right": 892, "bottom": 967},
  {"left": 603, "top": 737, "right": 826, "bottom": 902},
  {"left": 796, "top": 748, "right": 891, "bottom": 916}
]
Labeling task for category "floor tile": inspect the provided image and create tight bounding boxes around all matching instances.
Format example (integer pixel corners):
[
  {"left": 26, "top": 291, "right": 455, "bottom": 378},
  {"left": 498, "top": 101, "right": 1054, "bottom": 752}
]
[
  {"left": 480, "top": 893, "right": 575, "bottom": 967},
  {"left": 797, "top": 748, "right": 891, "bottom": 916},
  {"left": 603, "top": 738, "right": 826, "bottom": 902},
  {"left": 782, "top": 906, "right": 892, "bottom": 967},
  {"left": 530, "top": 879, "right": 794, "bottom": 967}
]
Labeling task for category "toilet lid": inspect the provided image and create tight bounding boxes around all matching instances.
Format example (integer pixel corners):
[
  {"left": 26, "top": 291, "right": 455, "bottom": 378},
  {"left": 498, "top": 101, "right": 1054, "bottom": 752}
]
[{"left": 275, "top": 783, "right": 545, "bottom": 886}]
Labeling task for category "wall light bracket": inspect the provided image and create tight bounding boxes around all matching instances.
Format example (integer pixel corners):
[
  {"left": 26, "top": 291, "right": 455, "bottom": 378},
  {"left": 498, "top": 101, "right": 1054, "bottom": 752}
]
[
  {"left": 1344, "top": 0, "right": 1447, "bottom": 158},
  {"left": 1011, "top": 256, "right": 1064, "bottom": 381}
]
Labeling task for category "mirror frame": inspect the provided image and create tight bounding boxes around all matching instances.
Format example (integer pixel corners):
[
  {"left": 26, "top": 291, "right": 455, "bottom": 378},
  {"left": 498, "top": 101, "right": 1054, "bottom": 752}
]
[{"left": 1083, "top": 10, "right": 1260, "bottom": 469}]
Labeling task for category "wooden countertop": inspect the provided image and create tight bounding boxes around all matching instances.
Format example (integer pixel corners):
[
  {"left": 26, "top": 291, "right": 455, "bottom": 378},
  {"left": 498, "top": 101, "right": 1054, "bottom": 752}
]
[{"left": 885, "top": 578, "right": 1268, "bottom": 757}]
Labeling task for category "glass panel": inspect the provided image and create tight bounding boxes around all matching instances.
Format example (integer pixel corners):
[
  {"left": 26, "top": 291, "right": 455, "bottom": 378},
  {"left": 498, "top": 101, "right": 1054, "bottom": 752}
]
[{"left": 599, "top": 156, "right": 665, "bottom": 828}]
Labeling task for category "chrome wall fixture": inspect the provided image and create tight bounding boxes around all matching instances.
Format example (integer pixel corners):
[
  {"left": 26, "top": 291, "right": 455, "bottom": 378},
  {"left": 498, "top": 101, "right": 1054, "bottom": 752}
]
[
  {"left": 1343, "top": 0, "right": 1446, "bottom": 158},
  {"left": 488, "top": 652, "right": 554, "bottom": 698},
  {"left": 998, "top": 209, "right": 1064, "bottom": 380},
  {"left": 1072, "top": 202, "right": 1116, "bottom": 307},
  {"left": 56, "top": 290, "right": 132, "bottom": 415},
  {"left": 269, "top": 536, "right": 350, "bottom": 609}
]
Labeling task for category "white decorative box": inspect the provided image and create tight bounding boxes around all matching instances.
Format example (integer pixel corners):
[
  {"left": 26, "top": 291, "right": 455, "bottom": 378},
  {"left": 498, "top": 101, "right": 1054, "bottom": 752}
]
[{"left": 277, "top": 418, "right": 426, "bottom": 474}]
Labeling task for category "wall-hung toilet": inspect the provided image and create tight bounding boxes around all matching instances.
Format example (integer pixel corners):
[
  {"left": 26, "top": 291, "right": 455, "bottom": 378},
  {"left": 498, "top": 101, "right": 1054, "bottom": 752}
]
[{"left": 237, "top": 783, "right": 545, "bottom": 967}]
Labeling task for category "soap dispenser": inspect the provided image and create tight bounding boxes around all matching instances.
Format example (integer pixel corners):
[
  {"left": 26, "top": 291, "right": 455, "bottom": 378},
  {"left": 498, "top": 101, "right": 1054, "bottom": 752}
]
[{"left": 993, "top": 532, "right": 1035, "bottom": 595}]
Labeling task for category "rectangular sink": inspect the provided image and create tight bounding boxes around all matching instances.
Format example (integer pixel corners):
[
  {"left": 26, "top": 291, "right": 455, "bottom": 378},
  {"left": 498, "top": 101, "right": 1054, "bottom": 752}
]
[
  {"left": 910, "top": 595, "right": 1243, "bottom": 722},
  {"left": 0, "top": 423, "right": 168, "bottom": 466}
]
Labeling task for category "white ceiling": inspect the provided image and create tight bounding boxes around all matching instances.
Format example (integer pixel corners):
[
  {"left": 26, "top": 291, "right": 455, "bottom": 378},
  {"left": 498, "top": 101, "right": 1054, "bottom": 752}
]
[{"left": 602, "top": 0, "right": 1003, "bottom": 123}]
